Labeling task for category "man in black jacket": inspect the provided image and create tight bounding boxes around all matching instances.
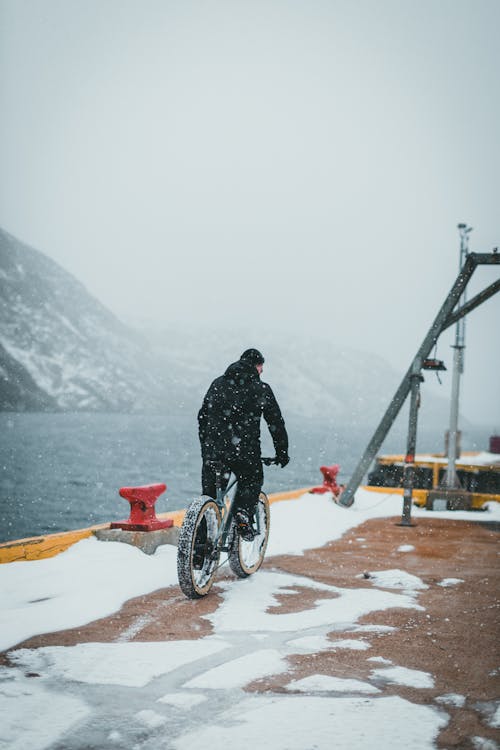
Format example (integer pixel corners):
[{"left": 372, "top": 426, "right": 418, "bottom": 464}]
[{"left": 198, "top": 348, "right": 289, "bottom": 540}]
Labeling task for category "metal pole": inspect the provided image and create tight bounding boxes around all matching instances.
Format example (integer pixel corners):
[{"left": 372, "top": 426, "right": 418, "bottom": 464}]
[
  {"left": 445, "top": 346, "right": 463, "bottom": 487},
  {"left": 444, "top": 224, "right": 471, "bottom": 489},
  {"left": 399, "top": 366, "right": 422, "bottom": 526},
  {"left": 338, "top": 252, "right": 482, "bottom": 507}
]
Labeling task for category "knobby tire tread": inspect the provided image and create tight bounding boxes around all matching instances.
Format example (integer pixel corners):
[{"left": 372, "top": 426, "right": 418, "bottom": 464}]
[
  {"left": 177, "top": 496, "right": 221, "bottom": 599},
  {"left": 228, "top": 493, "right": 270, "bottom": 578}
]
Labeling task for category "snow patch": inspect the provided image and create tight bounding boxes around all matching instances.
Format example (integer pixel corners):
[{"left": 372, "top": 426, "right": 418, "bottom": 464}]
[
  {"left": 206, "top": 570, "right": 421, "bottom": 634},
  {"left": 329, "top": 638, "right": 371, "bottom": 650},
  {"left": 490, "top": 704, "right": 500, "bottom": 728},
  {"left": 286, "top": 635, "right": 371, "bottom": 652},
  {"left": 286, "top": 634, "right": 332, "bottom": 652},
  {"left": 0, "top": 679, "right": 90, "bottom": 750},
  {"left": 371, "top": 665, "right": 435, "bottom": 688},
  {"left": 135, "top": 709, "right": 167, "bottom": 728},
  {"left": 412, "top": 451, "right": 499, "bottom": 468},
  {"left": 471, "top": 738, "right": 499, "bottom": 750},
  {"left": 367, "top": 656, "right": 393, "bottom": 665},
  {"left": 157, "top": 693, "right": 207, "bottom": 708},
  {"left": 172, "top": 695, "right": 448, "bottom": 750},
  {"left": 435, "top": 693, "right": 466, "bottom": 708},
  {"left": 362, "top": 568, "right": 428, "bottom": 592},
  {"left": 476, "top": 701, "right": 500, "bottom": 729},
  {"left": 438, "top": 578, "right": 464, "bottom": 587},
  {"left": 183, "top": 649, "right": 287, "bottom": 689},
  {"left": 9, "top": 638, "right": 229, "bottom": 688},
  {"left": 266, "top": 490, "right": 409, "bottom": 557},
  {"left": 287, "top": 674, "right": 380, "bottom": 694},
  {"left": 349, "top": 624, "right": 396, "bottom": 634}
]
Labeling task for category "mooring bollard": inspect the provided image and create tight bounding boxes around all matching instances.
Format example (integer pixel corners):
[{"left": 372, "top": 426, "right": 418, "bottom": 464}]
[
  {"left": 310, "top": 465, "right": 343, "bottom": 498},
  {"left": 111, "top": 483, "right": 173, "bottom": 531}
]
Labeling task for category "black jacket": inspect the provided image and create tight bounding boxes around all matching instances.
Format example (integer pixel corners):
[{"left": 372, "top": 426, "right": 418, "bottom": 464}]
[{"left": 198, "top": 358, "right": 288, "bottom": 463}]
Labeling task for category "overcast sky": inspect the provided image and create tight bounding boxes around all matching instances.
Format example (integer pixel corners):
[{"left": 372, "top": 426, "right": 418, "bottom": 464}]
[{"left": 0, "top": 0, "right": 498, "bottom": 429}]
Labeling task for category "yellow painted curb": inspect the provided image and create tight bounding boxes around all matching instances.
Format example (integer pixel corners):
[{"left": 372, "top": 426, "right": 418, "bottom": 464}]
[
  {"left": 0, "top": 521, "right": 123, "bottom": 564},
  {"left": 0, "top": 527, "right": 99, "bottom": 564},
  {"left": 361, "top": 485, "right": 500, "bottom": 509},
  {"left": 0, "top": 487, "right": 314, "bottom": 564},
  {"left": 360, "top": 486, "right": 429, "bottom": 505}
]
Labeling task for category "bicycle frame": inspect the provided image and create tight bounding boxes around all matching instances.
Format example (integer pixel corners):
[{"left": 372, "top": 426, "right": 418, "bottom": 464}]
[
  {"left": 212, "top": 469, "right": 239, "bottom": 553},
  {"left": 211, "top": 465, "right": 266, "bottom": 554},
  {"left": 207, "top": 458, "right": 277, "bottom": 552}
]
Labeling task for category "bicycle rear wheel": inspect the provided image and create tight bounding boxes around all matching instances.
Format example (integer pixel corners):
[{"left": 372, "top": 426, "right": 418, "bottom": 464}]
[
  {"left": 177, "top": 496, "right": 221, "bottom": 599},
  {"left": 228, "top": 492, "right": 270, "bottom": 578}
]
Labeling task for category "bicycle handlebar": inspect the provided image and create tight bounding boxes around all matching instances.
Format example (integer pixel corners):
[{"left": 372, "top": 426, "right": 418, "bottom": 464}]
[
  {"left": 261, "top": 456, "right": 279, "bottom": 466},
  {"left": 208, "top": 457, "right": 279, "bottom": 470}
]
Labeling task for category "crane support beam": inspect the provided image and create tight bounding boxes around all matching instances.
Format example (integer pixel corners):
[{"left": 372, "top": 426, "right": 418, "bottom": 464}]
[
  {"left": 442, "top": 278, "right": 500, "bottom": 331},
  {"left": 338, "top": 251, "right": 499, "bottom": 507}
]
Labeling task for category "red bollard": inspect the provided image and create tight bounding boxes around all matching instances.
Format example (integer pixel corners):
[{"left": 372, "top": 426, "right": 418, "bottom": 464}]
[
  {"left": 310, "top": 465, "right": 343, "bottom": 497},
  {"left": 111, "top": 483, "right": 173, "bottom": 531}
]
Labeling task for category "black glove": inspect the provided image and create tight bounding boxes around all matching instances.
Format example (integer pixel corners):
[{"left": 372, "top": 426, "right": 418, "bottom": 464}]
[{"left": 277, "top": 452, "right": 290, "bottom": 468}]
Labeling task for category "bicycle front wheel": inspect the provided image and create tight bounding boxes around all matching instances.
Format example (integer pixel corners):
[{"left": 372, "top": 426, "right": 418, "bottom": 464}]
[
  {"left": 177, "top": 496, "right": 221, "bottom": 599},
  {"left": 228, "top": 492, "right": 270, "bottom": 578}
]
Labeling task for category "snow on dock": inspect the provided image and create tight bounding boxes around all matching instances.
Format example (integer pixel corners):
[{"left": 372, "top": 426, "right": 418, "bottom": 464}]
[{"left": 1, "top": 489, "right": 499, "bottom": 750}]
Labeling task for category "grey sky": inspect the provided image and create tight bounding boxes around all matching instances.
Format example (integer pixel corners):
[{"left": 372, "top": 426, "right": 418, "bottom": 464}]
[{"left": 1, "top": 0, "right": 499, "bottom": 428}]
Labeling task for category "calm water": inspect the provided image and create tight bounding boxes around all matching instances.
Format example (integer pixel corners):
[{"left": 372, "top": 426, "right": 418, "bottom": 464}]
[
  {"left": 1, "top": 412, "right": 488, "bottom": 543},
  {"left": 0, "top": 413, "right": 359, "bottom": 542}
]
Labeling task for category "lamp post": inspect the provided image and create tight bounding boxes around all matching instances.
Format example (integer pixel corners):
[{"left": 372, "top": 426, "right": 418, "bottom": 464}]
[{"left": 444, "top": 223, "right": 472, "bottom": 489}]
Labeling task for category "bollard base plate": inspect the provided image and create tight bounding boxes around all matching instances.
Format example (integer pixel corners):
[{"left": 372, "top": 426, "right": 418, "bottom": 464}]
[
  {"left": 110, "top": 519, "right": 173, "bottom": 531},
  {"left": 94, "top": 526, "right": 179, "bottom": 554}
]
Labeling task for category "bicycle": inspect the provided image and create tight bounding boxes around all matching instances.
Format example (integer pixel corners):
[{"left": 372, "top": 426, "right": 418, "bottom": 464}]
[{"left": 177, "top": 457, "right": 277, "bottom": 599}]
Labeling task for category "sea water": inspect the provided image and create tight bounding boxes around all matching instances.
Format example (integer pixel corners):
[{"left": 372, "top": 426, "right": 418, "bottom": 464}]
[
  {"left": 0, "top": 412, "right": 356, "bottom": 543},
  {"left": 1, "top": 412, "right": 488, "bottom": 543}
]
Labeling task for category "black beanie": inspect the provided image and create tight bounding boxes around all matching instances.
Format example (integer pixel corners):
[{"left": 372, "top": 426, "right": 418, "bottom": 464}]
[{"left": 240, "top": 348, "right": 265, "bottom": 366}]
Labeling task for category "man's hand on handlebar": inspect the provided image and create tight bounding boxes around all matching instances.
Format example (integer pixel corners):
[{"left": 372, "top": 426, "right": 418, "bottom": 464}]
[
  {"left": 262, "top": 454, "right": 290, "bottom": 468},
  {"left": 277, "top": 452, "right": 290, "bottom": 468}
]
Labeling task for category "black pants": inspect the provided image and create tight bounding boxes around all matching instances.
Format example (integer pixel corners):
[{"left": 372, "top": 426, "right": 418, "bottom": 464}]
[{"left": 201, "top": 458, "right": 263, "bottom": 515}]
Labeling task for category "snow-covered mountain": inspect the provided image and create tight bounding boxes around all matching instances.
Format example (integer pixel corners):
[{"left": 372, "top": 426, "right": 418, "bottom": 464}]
[
  {"left": 0, "top": 227, "right": 454, "bottom": 435},
  {"left": 0, "top": 228, "right": 178, "bottom": 412}
]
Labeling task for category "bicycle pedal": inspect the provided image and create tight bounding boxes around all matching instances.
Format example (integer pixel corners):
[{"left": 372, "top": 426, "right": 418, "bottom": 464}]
[{"left": 237, "top": 525, "right": 256, "bottom": 542}]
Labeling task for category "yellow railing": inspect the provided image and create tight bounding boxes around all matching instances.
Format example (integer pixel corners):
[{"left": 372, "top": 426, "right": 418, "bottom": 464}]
[{"left": 362, "top": 484, "right": 500, "bottom": 509}]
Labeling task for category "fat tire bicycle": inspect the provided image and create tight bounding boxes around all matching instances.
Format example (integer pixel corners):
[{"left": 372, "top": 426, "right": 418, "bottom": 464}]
[{"left": 177, "top": 457, "right": 277, "bottom": 599}]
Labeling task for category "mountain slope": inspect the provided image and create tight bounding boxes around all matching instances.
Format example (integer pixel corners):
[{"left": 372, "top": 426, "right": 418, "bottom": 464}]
[
  {"left": 0, "top": 228, "right": 175, "bottom": 412},
  {"left": 0, "top": 340, "right": 58, "bottom": 410}
]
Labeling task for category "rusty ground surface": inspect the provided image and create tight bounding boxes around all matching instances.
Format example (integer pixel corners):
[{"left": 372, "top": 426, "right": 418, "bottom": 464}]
[{"left": 2, "top": 516, "right": 499, "bottom": 749}]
